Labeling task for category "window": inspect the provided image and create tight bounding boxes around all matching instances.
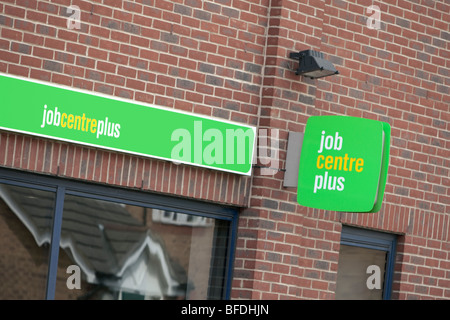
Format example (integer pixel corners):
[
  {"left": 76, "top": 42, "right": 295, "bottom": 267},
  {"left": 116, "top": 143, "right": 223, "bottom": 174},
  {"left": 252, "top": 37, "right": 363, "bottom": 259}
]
[
  {"left": 0, "top": 167, "right": 237, "bottom": 300},
  {"left": 335, "top": 226, "right": 397, "bottom": 300},
  {"left": 0, "top": 183, "right": 55, "bottom": 299}
]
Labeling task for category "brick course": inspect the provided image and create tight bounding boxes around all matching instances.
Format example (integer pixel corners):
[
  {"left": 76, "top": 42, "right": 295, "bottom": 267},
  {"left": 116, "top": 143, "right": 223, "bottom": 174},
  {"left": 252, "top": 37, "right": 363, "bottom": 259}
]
[{"left": 0, "top": 0, "right": 448, "bottom": 299}]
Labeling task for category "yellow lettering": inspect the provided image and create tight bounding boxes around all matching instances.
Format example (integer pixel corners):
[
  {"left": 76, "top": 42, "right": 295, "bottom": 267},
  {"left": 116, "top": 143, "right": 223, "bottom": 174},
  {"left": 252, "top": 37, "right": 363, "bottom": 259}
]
[
  {"left": 74, "top": 115, "right": 82, "bottom": 130},
  {"left": 333, "top": 156, "right": 343, "bottom": 170},
  {"left": 343, "top": 154, "right": 349, "bottom": 171},
  {"left": 349, "top": 157, "right": 356, "bottom": 171},
  {"left": 316, "top": 154, "right": 364, "bottom": 172},
  {"left": 325, "top": 156, "right": 333, "bottom": 170},
  {"left": 67, "top": 114, "right": 74, "bottom": 129},
  {"left": 316, "top": 155, "right": 324, "bottom": 169},
  {"left": 90, "top": 119, "right": 97, "bottom": 133},
  {"left": 61, "top": 113, "right": 67, "bottom": 128},
  {"left": 355, "top": 158, "right": 364, "bottom": 172}
]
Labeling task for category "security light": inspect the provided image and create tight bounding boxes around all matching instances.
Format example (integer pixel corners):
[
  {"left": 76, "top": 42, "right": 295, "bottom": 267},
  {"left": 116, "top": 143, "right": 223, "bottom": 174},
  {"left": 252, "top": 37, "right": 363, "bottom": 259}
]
[{"left": 289, "top": 50, "right": 339, "bottom": 79}]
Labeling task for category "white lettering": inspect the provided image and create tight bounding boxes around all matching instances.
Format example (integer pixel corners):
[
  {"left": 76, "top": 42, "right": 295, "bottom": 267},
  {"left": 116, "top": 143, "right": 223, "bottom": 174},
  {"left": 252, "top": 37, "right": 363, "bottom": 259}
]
[
  {"left": 181, "top": 304, "right": 215, "bottom": 317},
  {"left": 54, "top": 107, "right": 61, "bottom": 126},
  {"left": 225, "top": 128, "right": 254, "bottom": 165},
  {"left": 203, "top": 128, "right": 223, "bottom": 165},
  {"left": 67, "top": 5, "right": 81, "bottom": 30},
  {"left": 225, "top": 305, "right": 269, "bottom": 316},
  {"left": 171, "top": 129, "right": 191, "bottom": 162},
  {"left": 366, "top": 5, "right": 381, "bottom": 30},
  {"left": 66, "top": 265, "right": 81, "bottom": 290},
  {"left": 41, "top": 105, "right": 47, "bottom": 128},
  {"left": 258, "top": 128, "right": 279, "bottom": 175},
  {"left": 366, "top": 265, "right": 381, "bottom": 289},
  {"left": 170, "top": 122, "right": 255, "bottom": 168}
]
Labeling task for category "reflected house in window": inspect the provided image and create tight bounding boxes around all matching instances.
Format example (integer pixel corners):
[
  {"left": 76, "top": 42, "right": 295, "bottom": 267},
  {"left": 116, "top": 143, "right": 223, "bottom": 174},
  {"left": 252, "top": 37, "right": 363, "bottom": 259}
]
[
  {"left": 152, "top": 209, "right": 213, "bottom": 227},
  {"left": 0, "top": 184, "right": 188, "bottom": 300}
]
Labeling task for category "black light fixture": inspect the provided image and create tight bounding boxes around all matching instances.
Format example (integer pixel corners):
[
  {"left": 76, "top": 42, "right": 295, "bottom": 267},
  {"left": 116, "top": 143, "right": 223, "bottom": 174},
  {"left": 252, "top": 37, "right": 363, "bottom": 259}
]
[{"left": 289, "top": 50, "right": 339, "bottom": 79}]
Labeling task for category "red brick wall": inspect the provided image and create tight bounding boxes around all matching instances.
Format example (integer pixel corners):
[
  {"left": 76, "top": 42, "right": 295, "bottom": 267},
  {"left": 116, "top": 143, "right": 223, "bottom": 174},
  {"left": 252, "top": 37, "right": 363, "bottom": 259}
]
[
  {"left": 232, "top": 0, "right": 449, "bottom": 300},
  {"left": 0, "top": 0, "right": 261, "bottom": 207},
  {"left": 0, "top": 0, "right": 449, "bottom": 300}
]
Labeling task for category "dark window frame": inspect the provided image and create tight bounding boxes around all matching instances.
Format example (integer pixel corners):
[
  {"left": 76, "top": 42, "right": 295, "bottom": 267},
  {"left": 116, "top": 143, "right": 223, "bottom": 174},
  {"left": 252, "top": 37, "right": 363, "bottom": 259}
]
[
  {"left": 339, "top": 225, "right": 397, "bottom": 300},
  {"left": 0, "top": 167, "right": 238, "bottom": 300}
]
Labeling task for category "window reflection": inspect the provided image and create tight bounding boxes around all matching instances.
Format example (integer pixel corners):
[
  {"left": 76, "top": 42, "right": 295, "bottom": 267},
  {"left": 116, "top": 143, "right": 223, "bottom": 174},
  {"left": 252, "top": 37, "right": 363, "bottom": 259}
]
[
  {"left": 335, "top": 244, "right": 387, "bottom": 300},
  {"left": 0, "top": 184, "right": 54, "bottom": 299},
  {"left": 54, "top": 195, "right": 225, "bottom": 300}
]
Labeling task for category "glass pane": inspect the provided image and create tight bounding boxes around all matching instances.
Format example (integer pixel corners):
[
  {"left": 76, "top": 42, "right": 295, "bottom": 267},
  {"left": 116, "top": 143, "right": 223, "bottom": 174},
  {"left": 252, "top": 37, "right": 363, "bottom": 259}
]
[
  {"left": 335, "top": 244, "right": 387, "bottom": 300},
  {"left": 54, "top": 195, "right": 230, "bottom": 300},
  {"left": 0, "top": 183, "right": 54, "bottom": 299},
  {"left": 207, "top": 220, "right": 230, "bottom": 299}
]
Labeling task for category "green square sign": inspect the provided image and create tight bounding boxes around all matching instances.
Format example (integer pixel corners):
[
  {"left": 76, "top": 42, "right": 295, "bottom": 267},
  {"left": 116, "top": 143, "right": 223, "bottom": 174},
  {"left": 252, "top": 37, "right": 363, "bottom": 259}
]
[{"left": 297, "top": 116, "right": 390, "bottom": 213}]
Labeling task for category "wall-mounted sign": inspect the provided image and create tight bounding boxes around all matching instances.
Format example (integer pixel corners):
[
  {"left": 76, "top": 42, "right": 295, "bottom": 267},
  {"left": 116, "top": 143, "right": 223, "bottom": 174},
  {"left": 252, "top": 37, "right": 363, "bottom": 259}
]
[
  {"left": 297, "top": 116, "right": 390, "bottom": 212},
  {"left": 0, "top": 74, "right": 256, "bottom": 175}
]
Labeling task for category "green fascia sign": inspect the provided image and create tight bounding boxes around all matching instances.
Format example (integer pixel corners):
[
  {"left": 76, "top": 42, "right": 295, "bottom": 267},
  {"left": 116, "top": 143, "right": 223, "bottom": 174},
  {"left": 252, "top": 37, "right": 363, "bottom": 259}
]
[
  {"left": 297, "top": 115, "right": 390, "bottom": 213},
  {"left": 0, "top": 74, "right": 256, "bottom": 175}
]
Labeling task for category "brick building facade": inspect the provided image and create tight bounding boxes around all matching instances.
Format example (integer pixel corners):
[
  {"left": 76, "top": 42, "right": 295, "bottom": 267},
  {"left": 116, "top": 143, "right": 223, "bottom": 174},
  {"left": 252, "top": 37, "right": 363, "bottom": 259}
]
[{"left": 0, "top": 0, "right": 448, "bottom": 299}]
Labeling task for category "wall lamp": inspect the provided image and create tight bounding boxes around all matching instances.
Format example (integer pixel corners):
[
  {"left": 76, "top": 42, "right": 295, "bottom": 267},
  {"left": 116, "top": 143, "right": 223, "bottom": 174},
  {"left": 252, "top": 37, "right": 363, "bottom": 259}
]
[{"left": 289, "top": 50, "right": 339, "bottom": 79}]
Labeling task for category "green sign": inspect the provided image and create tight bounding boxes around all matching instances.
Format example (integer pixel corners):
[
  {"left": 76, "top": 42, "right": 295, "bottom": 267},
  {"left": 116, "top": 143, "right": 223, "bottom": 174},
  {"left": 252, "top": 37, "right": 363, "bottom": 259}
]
[
  {"left": 0, "top": 74, "right": 256, "bottom": 175},
  {"left": 297, "top": 115, "right": 390, "bottom": 212}
]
